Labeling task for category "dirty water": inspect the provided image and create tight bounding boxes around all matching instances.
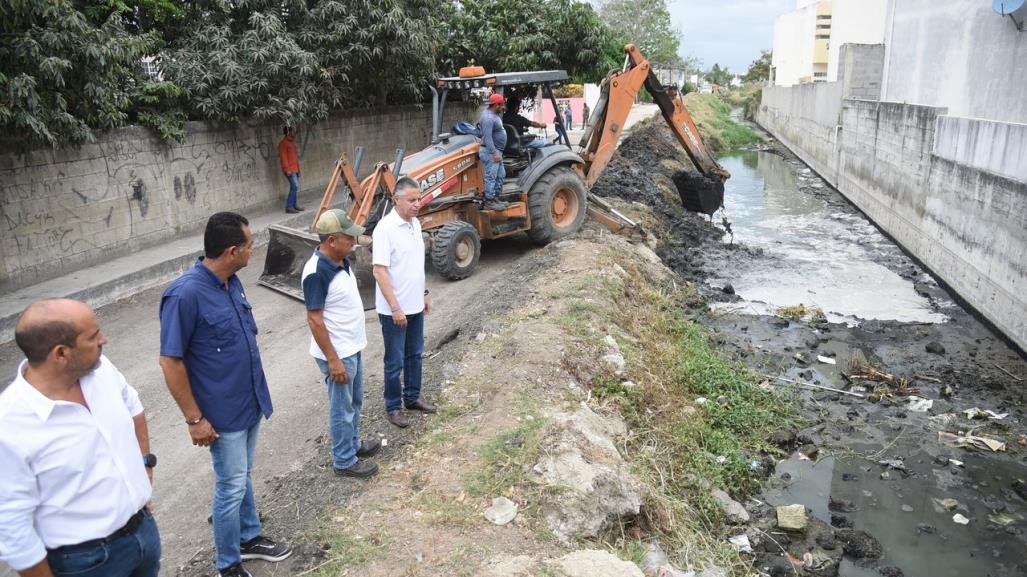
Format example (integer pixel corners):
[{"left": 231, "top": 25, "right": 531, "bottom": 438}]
[
  {"left": 709, "top": 150, "right": 948, "bottom": 326},
  {"left": 705, "top": 147, "right": 1027, "bottom": 577}
]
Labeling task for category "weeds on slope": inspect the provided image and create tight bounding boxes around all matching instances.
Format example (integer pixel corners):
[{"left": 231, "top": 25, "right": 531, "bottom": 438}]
[
  {"left": 683, "top": 93, "right": 762, "bottom": 152},
  {"left": 557, "top": 249, "right": 794, "bottom": 572}
]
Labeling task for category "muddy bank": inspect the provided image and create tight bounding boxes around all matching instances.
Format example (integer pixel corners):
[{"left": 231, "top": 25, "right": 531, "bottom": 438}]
[{"left": 594, "top": 122, "right": 1027, "bottom": 577}]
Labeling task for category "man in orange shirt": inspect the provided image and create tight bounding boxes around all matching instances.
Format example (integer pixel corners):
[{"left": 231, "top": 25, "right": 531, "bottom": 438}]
[{"left": 278, "top": 127, "right": 304, "bottom": 214}]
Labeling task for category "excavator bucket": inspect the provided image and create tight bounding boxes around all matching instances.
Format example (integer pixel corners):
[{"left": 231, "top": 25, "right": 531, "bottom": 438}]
[
  {"left": 258, "top": 148, "right": 380, "bottom": 309},
  {"left": 672, "top": 169, "right": 724, "bottom": 216},
  {"left": 258, "top": 224, "right": 376, "bottom": 307}
]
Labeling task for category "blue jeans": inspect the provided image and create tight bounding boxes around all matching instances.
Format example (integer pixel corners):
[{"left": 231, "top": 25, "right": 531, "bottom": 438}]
[
  {"left": 46, "top": 510, "right": 160, "bottom": 577},
  {"left": 209, "top": 421, "right": 262, "bottom": 571},
  {"left": 524, "top": 137, "right": 548, "bottom": 149},
  {"left": 379, "top": 312, "right": 424, "bottom": 412},
  {"left": 479, "top": 153, "right": 505, "bottom": 200},
  {"left": 315, "top": 353, "right": 364, "bottom": 468},
  {"left": 286, "top": 172, "right": 299, "bottom": 209}
]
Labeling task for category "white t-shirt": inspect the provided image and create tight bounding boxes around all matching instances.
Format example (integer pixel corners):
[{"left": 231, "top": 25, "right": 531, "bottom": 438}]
[
  {"left": 301, "top": 250, "right": 368, "bottom": 360},
  {"left": 372, "top": 209, "right": 426, "bottom": 315},
  {"left": 0, "top": 356, "right": 152, "bottom": 570}
]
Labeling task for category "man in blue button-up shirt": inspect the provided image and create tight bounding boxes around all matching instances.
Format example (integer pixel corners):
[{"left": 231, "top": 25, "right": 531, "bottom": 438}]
[{"left": 158, "top": 212, "right": 291, "bottom": 577}]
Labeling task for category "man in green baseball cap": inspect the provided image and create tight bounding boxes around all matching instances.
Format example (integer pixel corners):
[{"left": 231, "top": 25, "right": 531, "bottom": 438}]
[{"left": 301, "top": 209, "right": 381, "bottom": 478}]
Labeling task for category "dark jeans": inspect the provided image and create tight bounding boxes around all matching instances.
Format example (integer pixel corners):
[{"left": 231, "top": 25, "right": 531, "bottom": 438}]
[
  {"left": 46, "top": 510, "right": 160, "bottom": 577},
  {"left": 285, "top": 172, "right": 299, "bottom": 209},
  {"left": 379, "top": 312, "right": 424, "bottom": 412}
]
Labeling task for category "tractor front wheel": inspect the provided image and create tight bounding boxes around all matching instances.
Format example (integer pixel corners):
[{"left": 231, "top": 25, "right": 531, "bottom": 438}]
[
  {"left": 431, "top": 221, "right": 481, "bottom": 280},
  {"left": 527, "top": 166, "right": 588, "bottom": 245}
]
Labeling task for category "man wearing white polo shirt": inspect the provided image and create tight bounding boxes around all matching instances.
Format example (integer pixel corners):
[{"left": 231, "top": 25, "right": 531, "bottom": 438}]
[
  {"left": 302, "top": 209, "right": 381, "bottom": 478},
  {"left": 372, "top": 177, "right": 436, "bottom": 429},
  {"left": 0, "top": 299, "right": 160, "bottom": 577}
]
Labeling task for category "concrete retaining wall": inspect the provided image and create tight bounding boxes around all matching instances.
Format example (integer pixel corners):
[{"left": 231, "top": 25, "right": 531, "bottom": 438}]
[
  {"left": 758, "top": 50, "right": 1027, "bottom": 351},
  {"left": 0, "top": 103, "right": 477, "bottom": 293}
]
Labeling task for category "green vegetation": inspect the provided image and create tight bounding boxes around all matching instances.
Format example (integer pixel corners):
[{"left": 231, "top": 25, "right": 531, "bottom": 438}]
[
  {"left": 742, "top": 50, "right": 772, "bottom": 84},
  {"left": 557, "top": 252, "right": 794, "bottom": 572},
  {"left": 2, "top": 0, "right": 614, "bottom": 150},
  {"left": 683, "top": 93, "right": 762, "bottom": 152},
  {"left": 724, "top": 84, "right": 763, "bottom": 121}
]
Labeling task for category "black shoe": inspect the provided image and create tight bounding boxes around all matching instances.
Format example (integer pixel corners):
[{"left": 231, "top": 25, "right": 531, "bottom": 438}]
[
  {"left": 239, "top": 535, "right": 293, "bottom": 562},
  {"left": 404, "top": 399, "right": 437, "bottom": 414},
  {"left": 285, "top": 206, "right": 301, "bottom": 214},
  {"left": 293, "top": 205, "right": 305, "bottom": 211},
  {"left": 356, "top": 438, "right": 382, "bottom": 459},
  {"left": 217, "top": 562, "right": 252, "bottom": 577},
  {"left": 483, "top": 200, "right": 509, "bottom": 211},
  {"left": 334, "top": 459, "right": 379, "bottom": 478}
]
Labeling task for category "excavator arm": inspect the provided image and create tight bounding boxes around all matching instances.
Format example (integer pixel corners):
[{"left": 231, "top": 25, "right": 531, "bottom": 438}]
[{"left": 579, "top": 44, "right": 730, "bottom": 197}]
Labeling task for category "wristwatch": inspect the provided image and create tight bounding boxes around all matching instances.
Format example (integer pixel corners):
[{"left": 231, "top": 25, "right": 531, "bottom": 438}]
[{"left": 143, "top": 454, "right": 157, "bottom": 469}]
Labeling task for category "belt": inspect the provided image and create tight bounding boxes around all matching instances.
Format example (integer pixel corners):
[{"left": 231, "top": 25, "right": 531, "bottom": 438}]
[{"left": 50, "top": 509, "right": 147, "bottom": 553}]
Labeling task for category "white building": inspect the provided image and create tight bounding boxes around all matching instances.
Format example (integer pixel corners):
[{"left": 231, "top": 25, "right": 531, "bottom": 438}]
[{"left": 771, "top": 0, "right": 887, "bottom": 86}]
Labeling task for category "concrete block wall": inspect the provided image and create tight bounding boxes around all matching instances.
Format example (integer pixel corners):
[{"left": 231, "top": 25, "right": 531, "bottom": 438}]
[
  {"left": 0, "top": 103, "right": 475, "bottom": 292},
  {"left": 759, "top": 59, "right": 1027, "bottom": 351}
]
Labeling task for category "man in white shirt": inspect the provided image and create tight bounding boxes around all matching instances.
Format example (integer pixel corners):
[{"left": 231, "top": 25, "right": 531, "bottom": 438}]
[
  {"left": 302, "top": 209, "right": 381, "bottom": 478},
  {"left": 372, "top": 177, "right": 436, "bottom": 428},
  {"left": 0, "top": 299, "right": 159, "bottom": 577}
]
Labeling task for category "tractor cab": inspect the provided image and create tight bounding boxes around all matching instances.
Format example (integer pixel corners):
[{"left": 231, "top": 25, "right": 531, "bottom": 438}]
[{"left": 431, "top": 69, "right": 574, "bottom": 178}]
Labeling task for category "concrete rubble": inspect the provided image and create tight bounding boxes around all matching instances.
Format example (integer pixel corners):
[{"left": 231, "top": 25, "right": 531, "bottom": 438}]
[{"left": 533, "top": 403, "right": 642, "bottom": 542}]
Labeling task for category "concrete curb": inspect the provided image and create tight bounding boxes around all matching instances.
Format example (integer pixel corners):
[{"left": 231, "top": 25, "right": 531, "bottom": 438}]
[{"left": 0, "top": 208, "right": 315, "bottom": 345}]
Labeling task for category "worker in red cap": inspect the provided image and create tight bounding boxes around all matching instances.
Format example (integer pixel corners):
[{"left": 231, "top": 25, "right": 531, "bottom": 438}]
[{"left": 477, "top": 93, "right": 508, "bottom": 211}]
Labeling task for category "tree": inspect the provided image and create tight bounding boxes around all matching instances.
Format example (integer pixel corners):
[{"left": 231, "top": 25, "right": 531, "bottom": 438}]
[
  {"left": 742, "top": 50, "right": 772, "bottom": 84},
  {"left": 0, "top": 0, "right": 170, "bottom": 149},
  {"left": 599, "top": 0, "right": 682, "bottom": 67},
  {"left": 706, "top": 63, "right": 732, "bottom": 87},
  {"left": 444, "top": 0, "right": 613, "bottom": 82}
]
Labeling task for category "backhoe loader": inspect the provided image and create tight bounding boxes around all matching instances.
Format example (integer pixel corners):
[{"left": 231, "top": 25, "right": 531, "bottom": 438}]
[{"left": 259, "top": 44, "right": 730, "bottom": 304}]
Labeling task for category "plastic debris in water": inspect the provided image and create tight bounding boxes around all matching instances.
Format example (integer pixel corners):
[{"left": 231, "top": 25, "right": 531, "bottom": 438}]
[{"left": 952, "top": 513, "right": 970, "bottom": 525}]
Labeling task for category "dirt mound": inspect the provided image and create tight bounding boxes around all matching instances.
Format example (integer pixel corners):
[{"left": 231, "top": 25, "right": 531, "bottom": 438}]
[{"left": 590, "top": 122, "right": 734, "bottom": 283}]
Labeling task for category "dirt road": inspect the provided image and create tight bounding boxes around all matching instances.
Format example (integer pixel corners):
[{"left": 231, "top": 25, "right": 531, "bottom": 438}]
[{"left": 0, "top": 234, "right": 543, "bottom": 576}]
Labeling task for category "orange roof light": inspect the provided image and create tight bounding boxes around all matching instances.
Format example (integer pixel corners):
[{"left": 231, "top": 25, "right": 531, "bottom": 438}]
[{"left": 459, "top": 66, "right": 485, "bottom": 78}]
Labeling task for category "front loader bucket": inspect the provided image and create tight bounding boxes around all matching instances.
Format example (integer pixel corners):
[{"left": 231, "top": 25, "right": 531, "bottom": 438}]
[
  {"left": 672, "top": 169, "right": 724, "bottom": 216},
  {"left": 258, "top": 224, "right": 376, "bottom": 310}
]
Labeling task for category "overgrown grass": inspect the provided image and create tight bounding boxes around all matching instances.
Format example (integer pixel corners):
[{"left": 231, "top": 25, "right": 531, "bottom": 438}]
[
  {"left": 724, "top": 85, "right": 763, "bottom": 121},
  {"left": 305, "top": 516, "right": 389, "bottom": 577},
  {"left": 683, "top": 93, "right": 762, "bottom": 153},
  {"left": 552, "top": 250, "right": 794, "bottom": 574}
]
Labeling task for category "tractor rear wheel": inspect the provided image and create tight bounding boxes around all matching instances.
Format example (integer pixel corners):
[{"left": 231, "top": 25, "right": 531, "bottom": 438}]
[
  {"left": 527, "top": 166, "right": 588, "bottom": 245},
  {"left": 431, "top": 221, "right": 481, "bottom": 280}
]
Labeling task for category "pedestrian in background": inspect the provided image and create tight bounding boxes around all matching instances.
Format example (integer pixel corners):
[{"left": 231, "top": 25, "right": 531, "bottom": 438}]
[
  {"left": 0, "top": 299, "right": 160, "bottom": 577},
  {"left": 278, "top": 127, "right": 304, "bottom": 214},
  {"left": 564, "top": 103, "right": 573, "bottom": 132},
  {"left": 302, "top": 209, "right": 381, "bottom": 478},
  {"left": 372, "top": 178, "right": 436, "bottom": 429},
  {"left": 581, "top": 102, "right": 590, "bottom": 130},
  {"left": 159, "top": 212, "right": 292, "bottom": 577}
]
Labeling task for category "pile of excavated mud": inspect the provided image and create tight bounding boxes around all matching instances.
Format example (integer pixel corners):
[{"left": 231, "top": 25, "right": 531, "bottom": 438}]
[{"left": 591, "top": 123, "right": 754, "bottom": 284}]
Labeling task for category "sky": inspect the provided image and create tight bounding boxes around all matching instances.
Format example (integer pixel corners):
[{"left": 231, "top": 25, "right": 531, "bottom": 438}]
[{"left": 669, "top": 0, "right": 793, "bottom": 74}]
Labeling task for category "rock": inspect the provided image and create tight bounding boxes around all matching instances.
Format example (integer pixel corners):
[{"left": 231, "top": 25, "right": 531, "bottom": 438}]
[
  {"left": 917, "top": 523, "right": 937, "bottom": 534},
  {"left": 770, "top": 317, "right": 790, "bottom": 328},
  {"left": 639, "top": 542, "right": 694, "bottom": 577},
  {"left": 768, "top": 429, "right": 797, "bottom": 448},
  {"left": 604, "top": 335, "right": 621, "bottom": 351},
  {"left": 534, "top": 405, "right": 642, "bottom": 542},
  {"left": 711, "top": 489, "right": 750, "bottom": 523},
  {"left": 929, "top": 399, "right": 952, "bottom": 414},
  {"left": 552, "top": 550, "right": 645, "bottom": 577},
  {"left": 829, "top": 497, "right": 857, "bottom": 512},
  {"left": 484, "top": 497, "right": 518, "bottom": 525},
  {"left": 602, "top": 353, "right": 626, "bottom": 376},
  {"left": 901, "top": 504, "right": 914, "bottom": 512},
  {"left": 722, "top": 283, "right": 735, "bottom": 295},
  {"left": 925, "top": 341, "right": 946, "bottom": 355},
  {"left": 776, "top": 504, "right": 807, "bottom": 530},
  {"left": 805, "top": 336, "right": 820, "bottom": 349},
  {"left": 836, "top": 529, "right": 883, "bottom": 559},
  {"left": 880, "top": 567, "right": 904, "bottom": 577},
  {"left": 1012, "top": 479, "right": 1027, "bottom": 502},
  {"left": 831, "top": 514, "right": 854, "bottom": 528}
]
